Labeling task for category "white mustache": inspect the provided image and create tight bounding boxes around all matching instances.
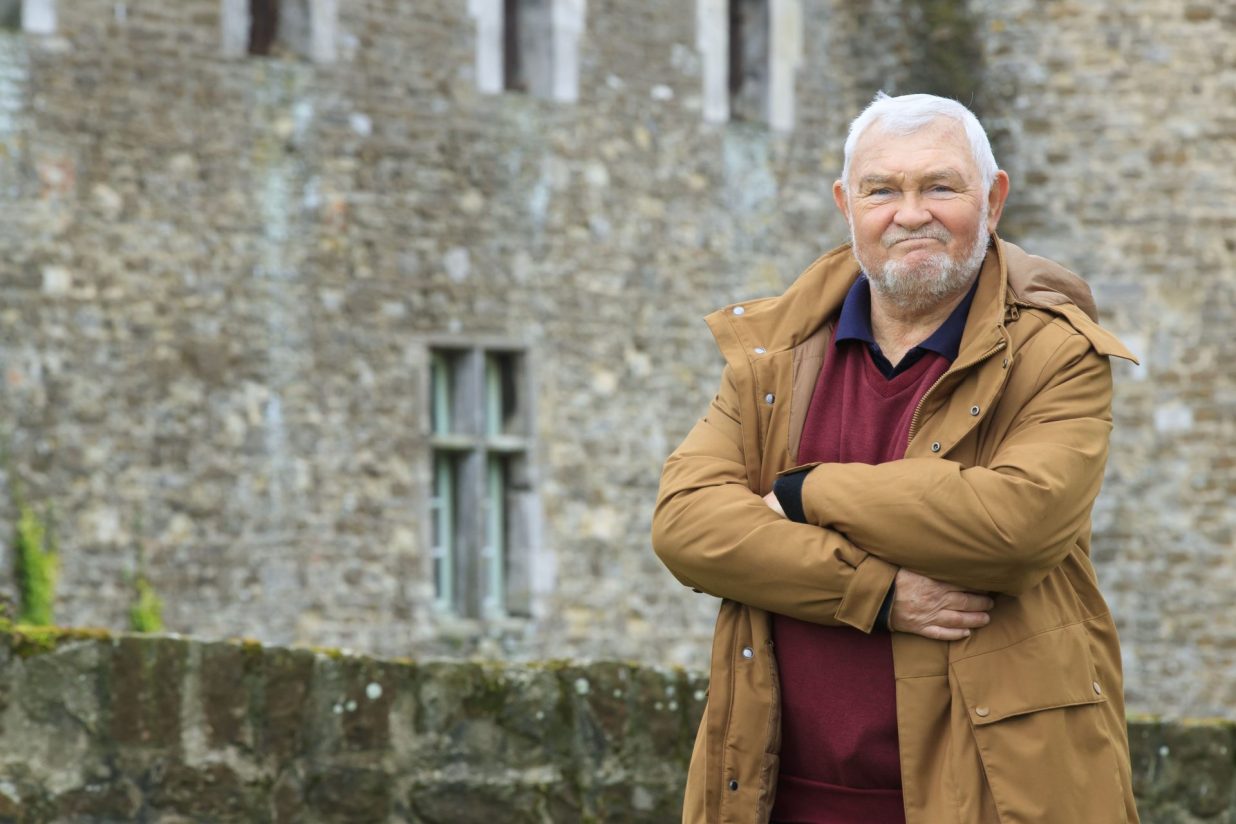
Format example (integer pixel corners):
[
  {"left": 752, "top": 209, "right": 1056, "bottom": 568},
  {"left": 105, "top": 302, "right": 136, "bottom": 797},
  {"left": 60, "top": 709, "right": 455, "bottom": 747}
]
[{"left": 882, "top": 226, "right": 952, "bottom": 248}]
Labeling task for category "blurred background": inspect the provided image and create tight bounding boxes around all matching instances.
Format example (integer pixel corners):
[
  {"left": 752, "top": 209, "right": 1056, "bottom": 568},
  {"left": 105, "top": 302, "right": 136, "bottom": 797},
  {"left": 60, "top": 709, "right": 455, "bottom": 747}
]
[{"left": 0, "top": 0, "right": 1231, "bottom": 720}]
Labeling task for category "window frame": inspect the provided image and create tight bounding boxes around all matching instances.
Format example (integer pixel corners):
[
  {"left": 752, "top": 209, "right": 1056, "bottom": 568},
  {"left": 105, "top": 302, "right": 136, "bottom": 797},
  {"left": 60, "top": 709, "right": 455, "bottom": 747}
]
[
  {"left": 697, "top": 0, "right": 801, "bottom": 131},
  {"left": 425, "top": 338, "right": 537, "bottom": 622},
  {"left": 220, "top": 0, "right": 337, "bottom": 63},
  {"left": 469, "top": 0, "right": 584, "bottom": 102}
]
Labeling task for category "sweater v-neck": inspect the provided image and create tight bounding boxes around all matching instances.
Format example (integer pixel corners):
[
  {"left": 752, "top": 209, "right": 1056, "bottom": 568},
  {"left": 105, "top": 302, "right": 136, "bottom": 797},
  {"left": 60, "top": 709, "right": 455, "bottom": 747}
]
[{"left": 851, "top": 338, "right": 941, "bottom": 399}]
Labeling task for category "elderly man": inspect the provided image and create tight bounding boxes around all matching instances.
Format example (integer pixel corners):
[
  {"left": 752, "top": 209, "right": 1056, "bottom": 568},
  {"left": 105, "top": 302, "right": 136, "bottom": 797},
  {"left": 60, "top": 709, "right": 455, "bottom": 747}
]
[{"left": 652, "top": 93, "right": 1140, "bottom": 824}]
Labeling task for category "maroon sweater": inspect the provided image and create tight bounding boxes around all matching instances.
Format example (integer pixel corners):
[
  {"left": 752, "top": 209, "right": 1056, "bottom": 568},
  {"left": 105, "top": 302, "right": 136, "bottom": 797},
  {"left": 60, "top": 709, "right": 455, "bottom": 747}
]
[{"left": 770, "top": 277, "right": 974, "bottom": 824}]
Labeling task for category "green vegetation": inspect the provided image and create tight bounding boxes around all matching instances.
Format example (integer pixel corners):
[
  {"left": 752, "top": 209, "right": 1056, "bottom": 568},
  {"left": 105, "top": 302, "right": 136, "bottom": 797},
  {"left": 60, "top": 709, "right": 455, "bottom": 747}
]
[
  {"left": 129, "top": 574, "right": 164, "bottom": 633},
  {"left": 14, "top": 500, "right": 58, "bottom": 626},
  {"left": 128, "top": 511, "right": 164, "bottom": 633}
]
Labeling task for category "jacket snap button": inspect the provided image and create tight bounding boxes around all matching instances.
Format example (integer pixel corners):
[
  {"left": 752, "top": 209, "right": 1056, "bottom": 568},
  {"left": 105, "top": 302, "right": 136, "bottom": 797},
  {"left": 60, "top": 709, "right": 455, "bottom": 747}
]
[
  {"left": 764, "top": 393, "right": 775, "bottom": 404},
  {"left": 970, "top": 405, "right": 980, "bottom": 416},
  {"left": 931, "top": 442, "right": 941, "bottom": 453},
  {"left": 741, "top": 646, "right": 754, "bottom": 659},
  {"left": 753, "top": 347, "right": 766, "bottom": 355},
  {"left": 728, "top": 779, "right": 739, "bottom": 791},
  {"left": 1093, "top": 681, "right": 1102, "bottom": 695},
  {"left": 1002, "top": 357, "right": 1009, "bottom": 369},
  {"left": 733, "top": 306, "right": 745, "bottom": 316},
  {"left": 974, "top": 706, "right": 990, "bottom": 718}
]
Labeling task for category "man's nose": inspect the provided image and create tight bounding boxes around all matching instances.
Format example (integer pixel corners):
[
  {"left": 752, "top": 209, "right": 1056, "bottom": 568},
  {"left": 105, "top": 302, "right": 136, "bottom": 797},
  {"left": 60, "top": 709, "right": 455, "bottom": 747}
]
[{"left": 893, "top": 194, "right": 932, "bottom": 229}]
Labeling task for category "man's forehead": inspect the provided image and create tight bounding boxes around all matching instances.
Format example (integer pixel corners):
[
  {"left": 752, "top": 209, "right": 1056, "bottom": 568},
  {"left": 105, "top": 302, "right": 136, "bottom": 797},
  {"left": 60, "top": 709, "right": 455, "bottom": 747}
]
[{"left": 849, "top": 119, "right": 976, "bottom": 176}]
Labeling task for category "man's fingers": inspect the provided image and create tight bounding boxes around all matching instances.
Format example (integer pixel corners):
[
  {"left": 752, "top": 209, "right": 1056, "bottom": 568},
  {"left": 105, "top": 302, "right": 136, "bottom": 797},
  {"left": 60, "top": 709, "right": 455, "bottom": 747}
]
[
  {"left": 933, "top": 609, "right": 991, "bottom": 629},
  {"left": 944, "top": 591, "right": 996, "bottom": 613},
  {"left": 920, "top": 625, "right": 972, "bottom": 641}
]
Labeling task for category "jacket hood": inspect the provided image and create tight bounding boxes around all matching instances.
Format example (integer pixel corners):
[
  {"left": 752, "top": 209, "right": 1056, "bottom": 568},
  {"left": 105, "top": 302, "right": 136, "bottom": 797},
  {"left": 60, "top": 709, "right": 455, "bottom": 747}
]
[
  {"left": 999, "top": 240, "right": 1138, "bottom": 363},
  {"left": 1001, "top": 241, "right": 1099, "bottom": 321}
]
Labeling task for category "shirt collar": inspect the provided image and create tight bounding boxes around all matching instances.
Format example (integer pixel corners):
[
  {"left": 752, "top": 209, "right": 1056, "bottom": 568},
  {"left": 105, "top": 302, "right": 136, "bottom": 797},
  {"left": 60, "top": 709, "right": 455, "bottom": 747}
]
[{"left": 835, "top": 274, "right": 980, "bottom": 362}]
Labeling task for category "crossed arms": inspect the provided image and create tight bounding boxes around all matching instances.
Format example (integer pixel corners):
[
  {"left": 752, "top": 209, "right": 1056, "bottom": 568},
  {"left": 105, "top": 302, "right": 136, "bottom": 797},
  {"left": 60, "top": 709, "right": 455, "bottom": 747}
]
[{"left": 651, "top": 328, "right": 1114, "bottom": 636}]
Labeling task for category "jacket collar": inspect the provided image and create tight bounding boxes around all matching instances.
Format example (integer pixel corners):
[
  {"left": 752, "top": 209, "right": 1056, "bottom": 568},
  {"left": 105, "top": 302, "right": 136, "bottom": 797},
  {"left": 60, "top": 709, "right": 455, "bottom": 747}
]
[
  {"left": 835, "top": 274, "right": 979, "bottom": 363},
  {"left": 704, "top": 235, "right": 1137, "bottom": 372}
]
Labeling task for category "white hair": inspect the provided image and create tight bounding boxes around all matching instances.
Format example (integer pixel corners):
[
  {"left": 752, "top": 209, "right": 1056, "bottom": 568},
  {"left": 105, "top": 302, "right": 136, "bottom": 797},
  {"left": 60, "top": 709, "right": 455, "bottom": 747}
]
[{"left": 841, "top": 92, "right": 998, "bottom": 195}]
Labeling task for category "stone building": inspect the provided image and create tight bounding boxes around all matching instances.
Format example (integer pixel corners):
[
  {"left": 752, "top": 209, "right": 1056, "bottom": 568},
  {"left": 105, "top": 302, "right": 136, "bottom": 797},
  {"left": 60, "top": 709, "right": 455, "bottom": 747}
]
[{"left": 0, "top": 0, "right": 1231, "bottom": 719}]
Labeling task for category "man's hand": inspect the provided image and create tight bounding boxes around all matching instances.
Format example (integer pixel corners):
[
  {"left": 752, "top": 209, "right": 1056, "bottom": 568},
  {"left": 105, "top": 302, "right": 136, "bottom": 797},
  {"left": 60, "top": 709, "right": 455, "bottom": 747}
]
[
  {"left": 889, "top": 568, "right": 993, "bottom": 641},
  {"left": 762, "top": 490, "right": 785, "bottom": 517},
  {"left": 764, "top": 491, "right": 990, "bottom": 639}
]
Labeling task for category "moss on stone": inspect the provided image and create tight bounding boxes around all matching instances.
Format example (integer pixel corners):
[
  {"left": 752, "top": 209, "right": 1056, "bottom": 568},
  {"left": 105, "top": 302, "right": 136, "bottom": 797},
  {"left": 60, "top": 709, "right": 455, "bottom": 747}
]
[
  {"left": 0, "top": 622, "right": 114, "bottom": 658},
  {"left": 301, "top": 643, "right": 349, "bottom": 661}
]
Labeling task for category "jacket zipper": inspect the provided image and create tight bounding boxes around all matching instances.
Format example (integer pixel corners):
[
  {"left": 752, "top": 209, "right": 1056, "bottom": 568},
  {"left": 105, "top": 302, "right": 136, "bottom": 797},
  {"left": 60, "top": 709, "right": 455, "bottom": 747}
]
[{"left": 906, "top": 338, "right": 1009, "bottom": 447}]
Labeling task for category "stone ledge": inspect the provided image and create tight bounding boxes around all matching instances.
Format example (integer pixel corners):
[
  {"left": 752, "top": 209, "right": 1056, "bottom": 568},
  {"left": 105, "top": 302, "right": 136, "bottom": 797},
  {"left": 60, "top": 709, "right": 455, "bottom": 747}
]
[{"left": 0, "top": 629, "right": 1230, "bottom": 822}]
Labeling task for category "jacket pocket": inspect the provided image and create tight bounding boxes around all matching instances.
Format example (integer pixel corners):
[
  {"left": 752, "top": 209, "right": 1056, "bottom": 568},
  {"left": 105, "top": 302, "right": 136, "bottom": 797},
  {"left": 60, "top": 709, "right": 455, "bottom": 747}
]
[{"left": 950, "top": 622, "right": 1129, "bottom": 823}]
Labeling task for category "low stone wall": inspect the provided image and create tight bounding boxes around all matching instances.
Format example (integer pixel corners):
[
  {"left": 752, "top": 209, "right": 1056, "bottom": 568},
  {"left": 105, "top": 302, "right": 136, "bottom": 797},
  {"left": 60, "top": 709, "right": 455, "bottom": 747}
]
[{"left": 0, "top": 629, "right": 1230, "bottom": 823}]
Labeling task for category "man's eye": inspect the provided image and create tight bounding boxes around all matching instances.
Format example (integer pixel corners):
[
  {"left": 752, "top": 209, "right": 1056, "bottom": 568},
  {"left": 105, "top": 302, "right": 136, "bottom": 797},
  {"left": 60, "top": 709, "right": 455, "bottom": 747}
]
[
  {"left": 868, "top": 188, "right": 893, "bottom": 197},
  {"left": 928, "top": 184, "right": 955, "bottom": 194}
]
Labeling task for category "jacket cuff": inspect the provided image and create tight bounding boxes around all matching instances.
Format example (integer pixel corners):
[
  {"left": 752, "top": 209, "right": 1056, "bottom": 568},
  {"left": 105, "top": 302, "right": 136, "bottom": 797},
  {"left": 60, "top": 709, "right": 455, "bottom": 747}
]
[
  {"left": 773, "top": 469, "right": 811, "bottom": 524},
  {"left": 874, "top": 581, "right": 896, "bottom": 633},
  {"left": 835, "top": 554, "right": 899, "bottom": 633}
]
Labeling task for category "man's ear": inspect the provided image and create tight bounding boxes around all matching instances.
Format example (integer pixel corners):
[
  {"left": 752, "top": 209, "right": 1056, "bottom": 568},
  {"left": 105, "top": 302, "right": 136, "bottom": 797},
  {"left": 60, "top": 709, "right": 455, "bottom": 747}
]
[
  {"left": 832, "top": 179, "right": 850, "bottom": 224},
  {"left": 986, "top": 170, "right": 1010, "bottom": 233}
]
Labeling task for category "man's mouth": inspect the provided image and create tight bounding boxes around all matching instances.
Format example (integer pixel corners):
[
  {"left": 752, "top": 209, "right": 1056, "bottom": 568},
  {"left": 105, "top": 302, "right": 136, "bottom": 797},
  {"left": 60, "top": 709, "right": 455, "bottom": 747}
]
[{"left": 884, "top": 230, "right": 950, "bottom": 249}]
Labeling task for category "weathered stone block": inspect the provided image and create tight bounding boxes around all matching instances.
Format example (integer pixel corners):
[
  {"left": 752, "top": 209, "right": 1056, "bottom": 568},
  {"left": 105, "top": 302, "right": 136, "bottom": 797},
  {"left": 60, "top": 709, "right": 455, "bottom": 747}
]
[
  {"left": 145, "top": 762, "right": 253, "bottom": 821},
  {"left": 407, "top": 777, "right": 581, "bottom": 824},
  {"left": 304, "top": 766, "right": 392, "bottom": 823},
  {"left": 198, "top": 640, "right": 253, "bottom": 749},
  {"left": 1163, "top": 722, "right": 1235, "bottom": 818},
  {"left": 52, "top": 778, "right": 142, "bottom": 820},
  {"left": 254, "top": 645, "right": 316, "bottom": 761},
  {"left": 106, "top": 637, "right": 186, "bottom": 749},
  {"left": 415, "top": 661, "right": 573, "bottom": 768},
  {"left": 335, "top": 657, "right": 403, "bottom": 753}
]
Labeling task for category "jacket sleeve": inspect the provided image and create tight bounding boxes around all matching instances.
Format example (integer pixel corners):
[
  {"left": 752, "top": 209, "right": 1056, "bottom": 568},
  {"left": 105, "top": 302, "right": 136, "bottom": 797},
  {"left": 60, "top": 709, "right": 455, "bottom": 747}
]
[
  {"left": 797, "top": 328, "right": 1113, "bottom": 596},
  {"left": 651, "top": 364, "right": 897, "bottom": 632}
]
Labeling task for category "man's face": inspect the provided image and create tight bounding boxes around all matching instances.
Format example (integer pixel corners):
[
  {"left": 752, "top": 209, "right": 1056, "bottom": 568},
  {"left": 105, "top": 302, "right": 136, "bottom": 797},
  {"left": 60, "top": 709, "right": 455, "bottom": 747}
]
[{"left": 833, "top": 118, "right": 1008, "bottom": 312}]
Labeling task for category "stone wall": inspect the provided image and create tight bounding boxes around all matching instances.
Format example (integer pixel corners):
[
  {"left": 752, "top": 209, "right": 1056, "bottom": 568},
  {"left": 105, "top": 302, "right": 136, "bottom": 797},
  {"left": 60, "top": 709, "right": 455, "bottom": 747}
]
[
  {"left": 0, "top": 629, "right": 1232, "bottom": 823},
  {"left": 970, "top": 0, "right": 1236, "bottom": 724},
  {"left": 0, "top": 0, "right": 1230, "bottom": 719},
  {"left": 0, "top": 629, "right": 705, "bottom": 822}
]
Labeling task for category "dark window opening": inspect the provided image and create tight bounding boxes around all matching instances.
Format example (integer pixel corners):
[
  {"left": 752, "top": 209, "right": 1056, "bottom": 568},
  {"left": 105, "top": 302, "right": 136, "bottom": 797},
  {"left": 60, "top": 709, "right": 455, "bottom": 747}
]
[
  {"left": 503, "top": 0, "right": 524, "bottom": 92},
  {"left": 503, "top": 0, "right": 553, "bottom": 96},
  {"left": 246, "top": 0, "right": 316, "bottom": 61},
  {"left": 729, "top": 0, "right": 770, "bottom": 123},
  {"left": 249, "top": 0, "right": 279, "bottom": 56}
]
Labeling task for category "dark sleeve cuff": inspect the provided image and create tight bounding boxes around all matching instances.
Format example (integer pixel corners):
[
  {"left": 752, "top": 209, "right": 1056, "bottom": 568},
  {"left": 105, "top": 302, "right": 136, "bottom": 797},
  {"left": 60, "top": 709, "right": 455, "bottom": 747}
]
[
  {"left": 772, "top": 468, "right": 811, "bottom": 524},
  {"left": 874, "top": 582, "right": 896, "bottom": 633}
]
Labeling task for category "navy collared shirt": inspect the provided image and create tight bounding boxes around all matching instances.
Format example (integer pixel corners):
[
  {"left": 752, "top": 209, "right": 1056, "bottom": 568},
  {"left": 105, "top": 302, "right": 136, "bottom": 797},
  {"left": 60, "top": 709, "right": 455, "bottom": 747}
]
[{"left": 835, "top": 275, "right": 979, "bottom": 379}]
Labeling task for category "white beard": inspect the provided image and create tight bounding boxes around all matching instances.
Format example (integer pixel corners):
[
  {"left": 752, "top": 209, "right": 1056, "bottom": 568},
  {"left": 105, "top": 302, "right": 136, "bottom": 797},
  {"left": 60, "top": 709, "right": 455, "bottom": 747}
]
[{"left": 852, "top": 208, "right": 991, "bottom": 312}]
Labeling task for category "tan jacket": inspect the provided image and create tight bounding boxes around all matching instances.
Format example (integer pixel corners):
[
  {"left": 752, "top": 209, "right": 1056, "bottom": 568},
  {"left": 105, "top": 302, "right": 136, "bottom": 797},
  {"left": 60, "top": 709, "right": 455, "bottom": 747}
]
[{"left": 652, "top": 238, "right": 1140, "bottom": 823}]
